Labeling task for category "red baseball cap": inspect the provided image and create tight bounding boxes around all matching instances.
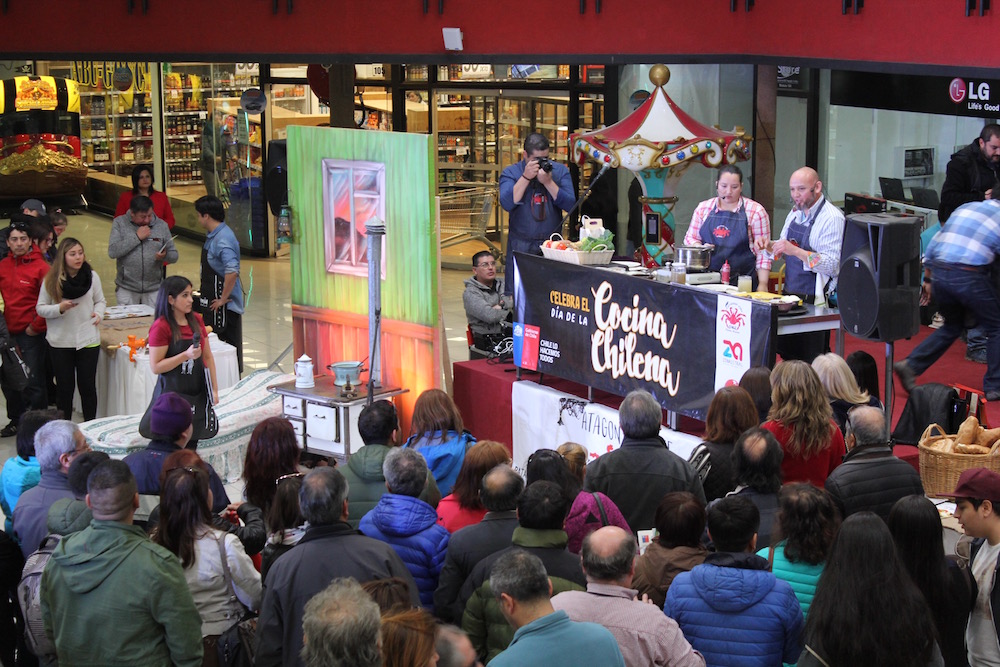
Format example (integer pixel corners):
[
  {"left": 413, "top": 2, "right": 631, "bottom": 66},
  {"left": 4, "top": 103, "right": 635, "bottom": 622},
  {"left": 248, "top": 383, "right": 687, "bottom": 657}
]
[{"left": 940, "top": 468, "right": 1000, "bottom": 503}]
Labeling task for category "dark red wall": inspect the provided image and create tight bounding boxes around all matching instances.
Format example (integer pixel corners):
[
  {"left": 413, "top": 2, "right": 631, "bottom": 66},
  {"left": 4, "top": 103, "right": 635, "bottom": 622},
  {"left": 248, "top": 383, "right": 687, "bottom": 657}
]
[{"left": 3, "top": 0, "right": 995, "bottom": 72}]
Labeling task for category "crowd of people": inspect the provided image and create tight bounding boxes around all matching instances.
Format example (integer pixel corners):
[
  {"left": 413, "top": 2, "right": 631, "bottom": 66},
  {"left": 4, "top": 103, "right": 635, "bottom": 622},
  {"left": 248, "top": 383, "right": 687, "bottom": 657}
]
[
  {"left": 0, "top": 185, "right": 243, "bottom": 442},
  {"left": 0, "top": 349, "right": 986, "bottom": 667},
  {"left": 3, "top": 125, "right": 1000, "bottom": 666}
]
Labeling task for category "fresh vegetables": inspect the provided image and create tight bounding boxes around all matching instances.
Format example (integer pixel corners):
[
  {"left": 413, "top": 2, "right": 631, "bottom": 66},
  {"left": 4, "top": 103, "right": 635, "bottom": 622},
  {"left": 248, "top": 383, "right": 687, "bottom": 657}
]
[{"left": 543, "top": 229, "right": 614, "bottom": 252}]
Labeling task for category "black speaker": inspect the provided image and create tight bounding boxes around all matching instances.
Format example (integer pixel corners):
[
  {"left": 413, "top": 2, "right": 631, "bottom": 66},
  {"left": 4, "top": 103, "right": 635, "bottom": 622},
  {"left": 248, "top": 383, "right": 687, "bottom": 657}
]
[
  {"left": 838, "top": 212, "right": 923, "bottom": 342},
  {"left": 264, "top": 139, "right": 287, "bottom": 216}
]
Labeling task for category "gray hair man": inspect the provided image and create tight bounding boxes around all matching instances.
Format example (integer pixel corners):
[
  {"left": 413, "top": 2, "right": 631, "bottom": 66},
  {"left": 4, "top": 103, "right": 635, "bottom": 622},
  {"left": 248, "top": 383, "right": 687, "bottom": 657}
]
[
  {"left": 825, "top": 405, "right": 924, "bottom": 521},
  {"left": 436, "top": 624, "right": 482, "bottom": 667},
  {"left": 488, "top": 549, "right": 625, "bottom": 667},
  {"left": 359, "top": 447, "right": 450, "bottom": 608},
  {"left": 585, "top": 390, "right": 705, "bottom": 531},
  {"left": 13, "top": 420, "right": 89, "bottom": 558},
  {"left": 256, "top": 468, "right": 417, "bottom": 667},
  {"left": 301, "top": 578, "right": 382, "bottom": 667},
  {"left": 40, "top": 460, "right": 202, "bottom": 666},
  {"left": 552, "top": 526, "right": 705, "bottom": 666}
]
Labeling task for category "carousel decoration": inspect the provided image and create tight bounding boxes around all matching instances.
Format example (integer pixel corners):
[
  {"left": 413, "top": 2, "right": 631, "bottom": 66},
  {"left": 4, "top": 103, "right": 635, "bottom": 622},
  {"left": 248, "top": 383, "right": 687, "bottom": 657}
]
[{"left": 569, "top": 64, "right": 752, "bottom": 267}]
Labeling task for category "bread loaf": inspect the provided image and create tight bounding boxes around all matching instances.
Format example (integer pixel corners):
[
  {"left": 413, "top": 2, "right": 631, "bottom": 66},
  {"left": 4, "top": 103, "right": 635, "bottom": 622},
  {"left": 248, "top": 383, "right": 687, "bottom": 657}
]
[
  {"left": 957, "top": 416, "right": 981, "bottom": 445},
  {"left": 955, "top": 443, "right": 991, "bottom": 455},
  {"left": 977, "top": 427, "right": 1000, "bottom": 448}
]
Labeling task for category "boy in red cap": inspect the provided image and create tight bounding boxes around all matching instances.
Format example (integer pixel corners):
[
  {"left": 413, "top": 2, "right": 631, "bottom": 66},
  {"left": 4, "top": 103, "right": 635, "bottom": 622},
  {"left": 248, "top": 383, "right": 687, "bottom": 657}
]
[{"left": 947, "top": 468, "right": 1000, "bottom": 665}]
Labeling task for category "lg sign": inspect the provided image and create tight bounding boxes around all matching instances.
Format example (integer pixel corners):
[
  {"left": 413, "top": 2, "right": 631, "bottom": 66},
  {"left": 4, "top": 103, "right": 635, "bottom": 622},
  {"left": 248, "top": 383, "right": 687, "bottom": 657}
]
[{"left": 951, "top": 78, "right": 997, "bottom": 111}]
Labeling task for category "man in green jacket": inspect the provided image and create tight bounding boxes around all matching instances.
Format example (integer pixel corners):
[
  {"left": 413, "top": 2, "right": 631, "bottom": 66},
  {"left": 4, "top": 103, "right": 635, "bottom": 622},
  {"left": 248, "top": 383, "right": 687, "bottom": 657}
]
[
  {"left": 40, "top": 460, "right": 202, "bottom": 667},
  {"left": 341, "top": 400, "right": 440, "bottom": 528}
]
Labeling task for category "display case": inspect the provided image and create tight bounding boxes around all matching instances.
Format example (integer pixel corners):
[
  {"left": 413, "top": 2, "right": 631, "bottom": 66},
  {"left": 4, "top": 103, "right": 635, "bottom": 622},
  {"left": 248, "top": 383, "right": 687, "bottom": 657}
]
[
  {"left": 498, "top": 95, "right": 570, "bottom": 169},
  {"left": 435, "top": 94, "right": 499, "bottom": 189},
  {"left": 161, "top": 62, "right": 252, "bottom": 194},
  {"left": 207, "top": 96, "right": 266, "bottom": 251}
]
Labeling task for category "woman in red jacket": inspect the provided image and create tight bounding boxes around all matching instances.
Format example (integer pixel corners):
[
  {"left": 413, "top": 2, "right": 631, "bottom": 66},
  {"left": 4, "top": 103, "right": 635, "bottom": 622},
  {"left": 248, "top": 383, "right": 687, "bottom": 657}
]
[
  {"left": 115, "top": 165, "right": 176, "bottom": 229},
  {"left": 762, "top": 360, "right": 845, "bottom": 488}
]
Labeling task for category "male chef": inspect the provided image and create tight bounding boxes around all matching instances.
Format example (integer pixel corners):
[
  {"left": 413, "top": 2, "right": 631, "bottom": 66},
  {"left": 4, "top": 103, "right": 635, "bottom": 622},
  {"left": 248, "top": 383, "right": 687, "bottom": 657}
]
[{"left": 759, "top": 167, "right": 844, "bottom": 362}]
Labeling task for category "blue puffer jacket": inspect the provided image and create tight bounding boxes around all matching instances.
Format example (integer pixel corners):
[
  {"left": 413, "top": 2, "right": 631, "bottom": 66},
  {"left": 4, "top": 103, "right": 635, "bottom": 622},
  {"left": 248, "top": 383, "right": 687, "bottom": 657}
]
[
  {"left": 404, "top": 430, "right": 476, "bottom": 497},
  {"left": 359, "top": 493, "right": 451, "bottom": 608},
  {"left": 757, "top": 542, "right": 824, "bottom": 617},
  {"left": 665, "top": 552, "right": 805, "bottom": 667}
]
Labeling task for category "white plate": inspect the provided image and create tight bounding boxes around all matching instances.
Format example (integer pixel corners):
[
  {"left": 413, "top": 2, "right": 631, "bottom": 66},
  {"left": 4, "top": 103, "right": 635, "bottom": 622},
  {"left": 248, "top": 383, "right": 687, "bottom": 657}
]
[
  {"left": 696, "top": 284, "right": 739, "bottom": 292},
  {"left": 612, "top": 260, "right": 642, "bottom": 270}
]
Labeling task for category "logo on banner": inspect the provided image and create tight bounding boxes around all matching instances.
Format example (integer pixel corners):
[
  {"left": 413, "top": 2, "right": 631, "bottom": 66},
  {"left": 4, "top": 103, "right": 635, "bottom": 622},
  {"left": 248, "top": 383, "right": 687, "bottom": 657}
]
[
  {"left": 719, "top": 305, "right": 747, "bottom": 332},
  {"left": 950, "top": 78, "right": 967, "bottom": 103},
  {"left": 715, "top": 297, "right": 752, "bottom": 391},
  {"left": 722, "top": 339, "right": 744, "bottom": 361},
  {"left": 513, "top": 323, "right": 541, "bottom": 371}
]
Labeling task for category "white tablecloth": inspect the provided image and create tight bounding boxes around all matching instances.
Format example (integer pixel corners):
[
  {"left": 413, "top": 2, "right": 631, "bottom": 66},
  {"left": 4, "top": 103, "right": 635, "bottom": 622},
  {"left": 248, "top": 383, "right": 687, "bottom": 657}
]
[
  {"left": 80, "top": 333, "right": 240, "bottom": 418},
  {"left": 510, "top": 380, "right": 702, "bottom": 476}
]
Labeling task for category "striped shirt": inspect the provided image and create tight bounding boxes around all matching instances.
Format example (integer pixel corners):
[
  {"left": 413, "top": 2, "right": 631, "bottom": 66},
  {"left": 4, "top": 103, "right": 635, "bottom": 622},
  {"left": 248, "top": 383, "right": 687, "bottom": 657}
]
[
  {"left": 684, "top": 196, "right": 773, "bottom": 270},
  {"left": 926, "top": 199, "right": 1000, "bottom": 267},
  {"left": 776, "top": 196, "right": 845, "bottom": 284}
]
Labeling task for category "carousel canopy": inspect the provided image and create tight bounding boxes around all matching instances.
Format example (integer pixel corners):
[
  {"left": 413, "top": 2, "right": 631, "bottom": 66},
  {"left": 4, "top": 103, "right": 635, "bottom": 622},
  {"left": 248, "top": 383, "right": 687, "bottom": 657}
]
[{"left": 569, "top": 65, "right": 751, "bottom": 173}]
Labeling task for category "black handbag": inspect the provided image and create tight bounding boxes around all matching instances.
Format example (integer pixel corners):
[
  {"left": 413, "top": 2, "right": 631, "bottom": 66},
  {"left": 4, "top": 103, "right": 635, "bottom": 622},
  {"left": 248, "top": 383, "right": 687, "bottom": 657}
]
[{"left": 1, "top": 344, "right": 30, "bottom": 392}]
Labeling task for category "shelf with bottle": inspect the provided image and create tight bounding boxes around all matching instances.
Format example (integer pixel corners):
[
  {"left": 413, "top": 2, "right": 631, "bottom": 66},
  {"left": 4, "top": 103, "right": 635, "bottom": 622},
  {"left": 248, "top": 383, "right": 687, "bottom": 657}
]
[
  {"left": 166, "top": 163, "right": 203, "bottom": 183},
  {"left": 163, "top": 111, "right": 205, "bottom": 116}
]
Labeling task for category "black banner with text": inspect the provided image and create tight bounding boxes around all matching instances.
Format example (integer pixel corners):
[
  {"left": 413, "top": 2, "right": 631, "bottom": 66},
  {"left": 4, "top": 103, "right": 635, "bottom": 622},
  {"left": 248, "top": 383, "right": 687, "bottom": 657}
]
[{"left": 511, "top": 253, "right": 776, "bottom": 420}]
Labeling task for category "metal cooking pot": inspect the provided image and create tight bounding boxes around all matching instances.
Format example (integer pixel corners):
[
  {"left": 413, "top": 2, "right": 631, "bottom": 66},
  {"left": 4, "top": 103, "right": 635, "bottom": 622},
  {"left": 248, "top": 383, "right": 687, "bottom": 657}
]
[
  {"left": 328, "top": 361, "right": 365, "bottom": 386},
  {"left": 674, "top": 245, "right": 713, "bottom": 271}
]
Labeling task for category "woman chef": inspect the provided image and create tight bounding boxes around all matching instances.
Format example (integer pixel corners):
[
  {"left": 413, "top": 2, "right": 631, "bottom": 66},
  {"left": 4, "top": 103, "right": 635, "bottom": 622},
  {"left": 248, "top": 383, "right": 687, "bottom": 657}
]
[{"left": 683, "top": 164, "right": 772, "bottom": 289}]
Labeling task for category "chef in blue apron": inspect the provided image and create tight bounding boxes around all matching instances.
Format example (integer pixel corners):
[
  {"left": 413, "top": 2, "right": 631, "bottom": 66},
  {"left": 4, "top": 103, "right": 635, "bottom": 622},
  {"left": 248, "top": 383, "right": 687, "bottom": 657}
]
[
  {"left": 765, "top": 167, "right": 846, "bottom": 362},
  {"left": 684, "top": 165, "right": 772, "bottom": 288}
]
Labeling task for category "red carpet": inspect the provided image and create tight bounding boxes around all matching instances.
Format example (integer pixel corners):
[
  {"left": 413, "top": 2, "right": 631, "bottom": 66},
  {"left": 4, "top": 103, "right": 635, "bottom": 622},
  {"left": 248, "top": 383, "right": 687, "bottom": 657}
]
[{"left": 841, "top": 325, "right": 999, "bottom": 430}]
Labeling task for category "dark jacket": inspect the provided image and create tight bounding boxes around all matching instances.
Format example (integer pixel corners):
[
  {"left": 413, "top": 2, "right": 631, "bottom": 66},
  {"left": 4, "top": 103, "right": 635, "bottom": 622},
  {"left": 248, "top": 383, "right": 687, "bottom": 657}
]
[
  {"left": 358, "top": 493, "right": 450, "bottom": 608},
  {"left": 940, "top": 139, "right": 1000, "bottom": 222},
  {"left": 13, "top": 470, "right": 75, "bottom": 559},
  {"left": 255, "top": 521, "right": 419, "bottom": 667},
  {"left": 460, "top": 527, "right": 586, "bottom": 663},
  {"left": 123, "top": 439, "right": 230, "bottom": 514},
  {"left": 584, "top": 435, "right": 706, "bottom": 532},
  {"left": 702, "top": 441, "right": 738, "bottom": 501},
  {"left": 631, "top": 541, "right": 709, "bottom": 609},
  {"left": 340, "top": 443, "right": 441, "bottom": 528},
  {"left": 434, "top": 509, "right": 518, "bottom": 623},
  {"left": 823, "top": 445, "right": 924, "bottom": 522},
  {"left": 665, "top": 551, "right": 805, "bottom": 667}
]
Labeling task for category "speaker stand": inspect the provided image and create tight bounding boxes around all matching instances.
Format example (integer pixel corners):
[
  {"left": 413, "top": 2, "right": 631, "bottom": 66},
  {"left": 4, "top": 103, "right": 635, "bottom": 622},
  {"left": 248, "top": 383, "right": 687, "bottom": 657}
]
[{"left": 884, "top": 341, "right": 895, "bottom": 434}]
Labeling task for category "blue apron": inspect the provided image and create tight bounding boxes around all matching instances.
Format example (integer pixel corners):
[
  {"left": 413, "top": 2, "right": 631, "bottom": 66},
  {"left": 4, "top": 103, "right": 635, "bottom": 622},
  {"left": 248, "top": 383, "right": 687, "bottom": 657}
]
[
  {"left": 783, "top": 198, "right": 824, "bottom": 301},
  {"left": 699, "top": 200, "right": 757, "bottom": 286}
]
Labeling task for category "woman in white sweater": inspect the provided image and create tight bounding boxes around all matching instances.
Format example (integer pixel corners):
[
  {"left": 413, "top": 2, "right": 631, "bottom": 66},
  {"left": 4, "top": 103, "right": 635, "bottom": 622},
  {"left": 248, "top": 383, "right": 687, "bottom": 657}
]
[
  {"left": 153, "top": 452, "right": 262, "bottom": 666},
  {"left": 36, "top": 237, "right": 106, "bottom": 421}
]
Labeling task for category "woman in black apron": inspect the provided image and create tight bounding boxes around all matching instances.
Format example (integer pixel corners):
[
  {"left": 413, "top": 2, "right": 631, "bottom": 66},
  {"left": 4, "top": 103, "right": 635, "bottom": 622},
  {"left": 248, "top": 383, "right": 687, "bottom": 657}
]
[
  {"left": 140, "top": 276, "right": 219, "bottom": 446},
  {"left": 684, "top": 165, "right": 772, "bottom": 289}
]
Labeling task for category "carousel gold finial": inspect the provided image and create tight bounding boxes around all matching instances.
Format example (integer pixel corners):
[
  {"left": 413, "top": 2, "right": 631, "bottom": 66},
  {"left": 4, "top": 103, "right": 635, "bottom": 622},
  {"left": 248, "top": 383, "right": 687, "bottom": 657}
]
[{"left": 649, "top": 65, "right": 670, "bottom": 88}]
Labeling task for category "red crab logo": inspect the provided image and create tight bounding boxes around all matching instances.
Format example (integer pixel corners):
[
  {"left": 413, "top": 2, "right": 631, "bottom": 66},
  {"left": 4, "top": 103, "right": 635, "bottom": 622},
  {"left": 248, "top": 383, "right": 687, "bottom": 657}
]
[
  {"left": 712, "top": 225, "right": 731, "bottom": 239},
  {"left": 720, "top": 306, "right": 746, "bottom": 331}
]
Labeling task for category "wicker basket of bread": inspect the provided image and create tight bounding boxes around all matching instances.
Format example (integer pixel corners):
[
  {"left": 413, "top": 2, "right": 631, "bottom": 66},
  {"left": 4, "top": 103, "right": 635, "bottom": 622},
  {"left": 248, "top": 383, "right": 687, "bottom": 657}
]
[{"left": 918, "top": 416, "right": 1000, "bottom": 497}]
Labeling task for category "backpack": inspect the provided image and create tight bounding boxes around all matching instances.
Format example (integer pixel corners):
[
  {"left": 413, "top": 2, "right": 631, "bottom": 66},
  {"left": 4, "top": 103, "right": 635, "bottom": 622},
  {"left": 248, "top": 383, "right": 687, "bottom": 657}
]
[{"left": 17, "top": 533, "right": 62, "bottom": 659}]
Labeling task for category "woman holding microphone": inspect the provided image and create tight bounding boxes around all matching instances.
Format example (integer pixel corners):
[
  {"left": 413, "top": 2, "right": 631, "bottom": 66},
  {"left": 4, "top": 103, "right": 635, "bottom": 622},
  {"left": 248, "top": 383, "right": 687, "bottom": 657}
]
[
  {"left": 140, "top": 275, "right": 219, "bottom": 447},
  {"left": 683, "top": 164, "right": 772, "bottom": 289}
]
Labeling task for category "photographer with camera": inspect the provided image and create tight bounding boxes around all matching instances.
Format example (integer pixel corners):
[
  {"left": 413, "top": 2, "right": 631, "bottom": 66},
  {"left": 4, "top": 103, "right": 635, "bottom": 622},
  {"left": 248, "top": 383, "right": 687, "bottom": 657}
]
[{"left": 499, "top": 133, "right": 575, "bottom": 269}]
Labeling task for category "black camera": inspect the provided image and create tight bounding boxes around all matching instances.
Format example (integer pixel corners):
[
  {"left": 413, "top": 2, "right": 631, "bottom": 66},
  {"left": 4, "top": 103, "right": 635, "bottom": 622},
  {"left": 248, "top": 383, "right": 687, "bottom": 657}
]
[{"left": 534, "top": 157, "right": 553, "bottom": 173}]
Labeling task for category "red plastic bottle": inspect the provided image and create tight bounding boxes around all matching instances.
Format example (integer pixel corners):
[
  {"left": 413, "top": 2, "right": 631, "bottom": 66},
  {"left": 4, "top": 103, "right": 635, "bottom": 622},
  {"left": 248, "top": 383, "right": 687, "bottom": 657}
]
[{"left": 720, "top": 260, "right": 731, "bottom": 285}]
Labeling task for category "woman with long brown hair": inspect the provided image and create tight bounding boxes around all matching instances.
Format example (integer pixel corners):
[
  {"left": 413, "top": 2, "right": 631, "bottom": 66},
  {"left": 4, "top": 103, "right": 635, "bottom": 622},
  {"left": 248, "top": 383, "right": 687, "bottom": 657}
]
[
  {"left": 241, "top": 416, "right": 301, "bottom": 515},
  {"left": 36, "top": 237, "right": 105, "bottom": 421},
  {"left": 380, "top": 607, "right": 439, "bottom": 667},
  {"left": 699, "top": 386, "right": 760, "bottom": 501},
  {"left": 436, "top": 440, "right": 510, "bottom": 532},
  {"left": 404, "top": 389, "right": 476, "bottom": 496},
  {"left": 762, "top": 360, "right": 845, "bottom": 487},
  {"left": 153, "top": 450, "right": 261, "bottom": 667}
]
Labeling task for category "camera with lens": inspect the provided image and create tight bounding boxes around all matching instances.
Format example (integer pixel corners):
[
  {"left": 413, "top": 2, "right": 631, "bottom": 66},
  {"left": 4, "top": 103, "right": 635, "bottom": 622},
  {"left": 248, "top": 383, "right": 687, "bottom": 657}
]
[{"left": 534, "top": 157, "right": 553, "bottom": 173}]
